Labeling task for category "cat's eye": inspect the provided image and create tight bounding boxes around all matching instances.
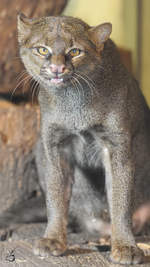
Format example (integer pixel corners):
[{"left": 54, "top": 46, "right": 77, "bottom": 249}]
[
  {"left": 37, "top": 47, "right": 49, "bottom": 56},
  {"left": 69, "top": 48, "right": 80, "bottom": 57}
]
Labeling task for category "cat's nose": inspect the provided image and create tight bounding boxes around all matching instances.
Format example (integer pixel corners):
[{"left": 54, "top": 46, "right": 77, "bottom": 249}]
[{"left": 50, "top": 64, "right": 66, "bottom": 74}]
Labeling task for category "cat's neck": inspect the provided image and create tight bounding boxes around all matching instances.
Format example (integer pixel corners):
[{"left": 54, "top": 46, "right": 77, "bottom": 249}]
[{"left": 38, "top": 82, "right": 97, "bottom": 113}]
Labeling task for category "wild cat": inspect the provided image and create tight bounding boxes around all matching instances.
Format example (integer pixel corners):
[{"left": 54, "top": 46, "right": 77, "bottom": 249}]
[{"left": 18, "top": 13, "right": 150, "bottom": 264}]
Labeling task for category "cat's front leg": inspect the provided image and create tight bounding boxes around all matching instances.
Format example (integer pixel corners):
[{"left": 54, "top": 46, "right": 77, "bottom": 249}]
[
  {"left": 108, "top": 135, "right": 144, "bottom": 264},
  {"left": 33, "top": 126, "right": 73, "bottom": 257}
]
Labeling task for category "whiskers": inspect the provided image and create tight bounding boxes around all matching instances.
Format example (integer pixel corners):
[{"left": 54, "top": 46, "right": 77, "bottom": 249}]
[
  {"left": 71, "top": 70, "right": 98, "bottom": 99},
  {"left": 71, "top": 75, "right": 84, "bottom": 100},
  {"left": 11, "top": 71, "right": 31, "bottom": 100},
  {"left": 30, "top": 79, "right": 40, "bottom": 104},
  {"left": 11, "top": 70, "right": 40, "bottom": 104}
]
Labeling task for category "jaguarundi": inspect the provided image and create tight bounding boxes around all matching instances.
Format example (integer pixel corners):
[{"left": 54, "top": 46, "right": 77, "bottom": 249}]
[{"left": 17, "top": 13, "right": 150, "bottom": 264}]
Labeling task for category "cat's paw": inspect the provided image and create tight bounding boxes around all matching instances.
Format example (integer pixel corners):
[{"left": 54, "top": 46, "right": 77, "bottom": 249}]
[
  {"left": 110, "top": 244, "right": 144, "bottom": 265},
  {"left": 33, "top": 238, "right": 67, "bottom": 257}
]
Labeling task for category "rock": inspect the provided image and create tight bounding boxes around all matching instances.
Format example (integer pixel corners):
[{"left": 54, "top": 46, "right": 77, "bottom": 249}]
[{"left": 0, "top": 101, "right": 44, "bottom": 227}]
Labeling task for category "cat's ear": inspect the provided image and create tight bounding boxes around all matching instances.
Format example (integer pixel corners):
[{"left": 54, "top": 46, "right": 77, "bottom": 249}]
[
  {"left": 88, "top": 23, "right": 112, "bottom": 51},
  {"left": 17, "top": 13, "right": 34, "bottom": 44}
]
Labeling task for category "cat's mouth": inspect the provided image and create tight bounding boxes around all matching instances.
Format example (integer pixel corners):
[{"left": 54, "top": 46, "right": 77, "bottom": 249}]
[
  {"left": 50, "top": 77, "right": 63, "bottom": 84},
  {"left": 42, "top": 71, "right": 73, "bottom": 86},
  {"left": 42, "top": 76, "right": 64, "bottom": 85}
]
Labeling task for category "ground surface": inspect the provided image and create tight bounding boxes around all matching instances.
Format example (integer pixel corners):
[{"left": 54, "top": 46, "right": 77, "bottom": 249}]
[{"left": 0, "top": 223, "right": 150, "bottom": 267}]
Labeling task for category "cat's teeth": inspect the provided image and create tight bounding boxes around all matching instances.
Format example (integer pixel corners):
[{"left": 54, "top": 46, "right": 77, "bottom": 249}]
[{"left": 51, "top": 78, "right": 63, "bottom": 84}]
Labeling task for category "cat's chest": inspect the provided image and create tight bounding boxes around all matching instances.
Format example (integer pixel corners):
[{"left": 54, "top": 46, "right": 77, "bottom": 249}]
[
  {"left": 39, "top": 84, "right": 108, "bottom": 131},
  {"left": 42, "top": 104, "right": 103, "bottom": 132}
]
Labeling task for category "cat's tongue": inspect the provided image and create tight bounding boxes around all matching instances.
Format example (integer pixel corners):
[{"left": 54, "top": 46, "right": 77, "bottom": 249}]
[{"left": 51, "top": 78, "right": 63, "bottom": 84}]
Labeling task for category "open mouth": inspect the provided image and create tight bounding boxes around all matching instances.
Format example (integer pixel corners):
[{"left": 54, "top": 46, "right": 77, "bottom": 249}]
[{"left": 50, "top": 78, "right": 63, "bottom": 84}]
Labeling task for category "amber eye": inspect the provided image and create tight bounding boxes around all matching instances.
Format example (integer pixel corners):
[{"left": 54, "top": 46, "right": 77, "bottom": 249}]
[
  {"left": 69, "top": 48, "right": 80, "bottom": 57},
  {"left": 37, "top": 47, "right": 49, "bottom": 56}
]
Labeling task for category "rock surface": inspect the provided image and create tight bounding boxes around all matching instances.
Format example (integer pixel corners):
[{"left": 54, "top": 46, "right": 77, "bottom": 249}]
[
  {"left": 0, "top": 223, "right": 150, "bottom": 267},
  {"left": 0, "top": 101, "right": 44, "bottom": 227}
]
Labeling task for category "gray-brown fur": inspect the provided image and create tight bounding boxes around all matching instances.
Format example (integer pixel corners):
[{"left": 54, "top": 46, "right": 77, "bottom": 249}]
[{"left": 18, "top": 13, "right": 150, "bottom": 264}]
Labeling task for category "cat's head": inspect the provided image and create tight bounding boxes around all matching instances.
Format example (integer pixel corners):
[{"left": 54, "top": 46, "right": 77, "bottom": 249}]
[{"left": 18, "top": 14, "right": 112, "bottom": 90}]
